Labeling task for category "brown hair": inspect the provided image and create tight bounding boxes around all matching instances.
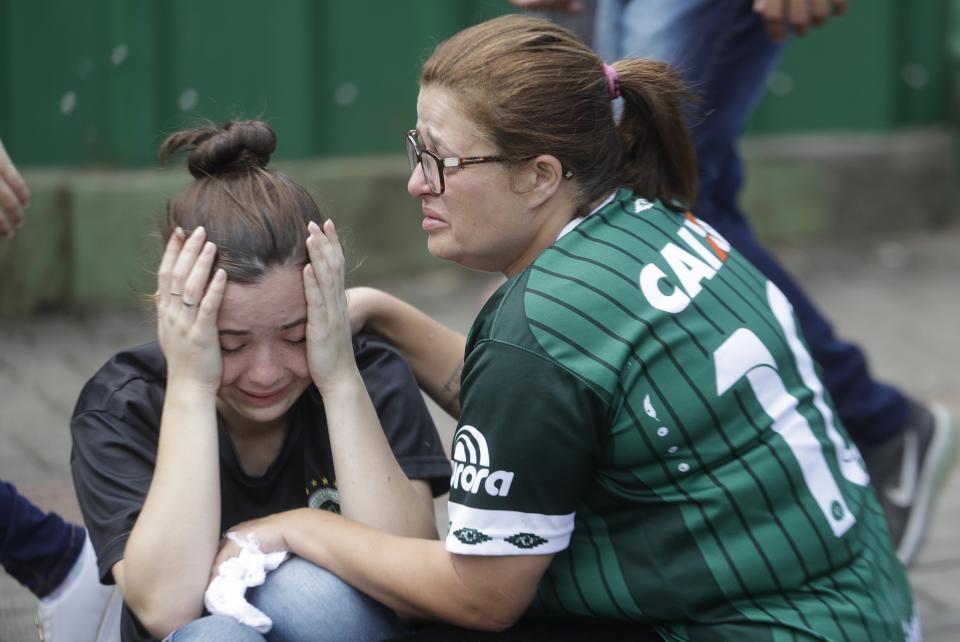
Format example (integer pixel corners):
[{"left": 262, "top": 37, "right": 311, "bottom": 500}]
[
  {"left": 420, "top": 14, "right": 697, "bottom": 213},
  {"left": 158, "top": 120, "right": 324, "bottom": 284}
]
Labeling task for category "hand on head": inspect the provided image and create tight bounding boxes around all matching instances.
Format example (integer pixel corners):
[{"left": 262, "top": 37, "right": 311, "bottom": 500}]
[
  {"left": 303, "top": 219, "right": 356, "bottom": 391},
  {"left": 0, "top": 138, "right": 30, "bottom": 239},
  {"left": 155, "top": 226, "right": 226, "bottom": 390},
  {"left": 753, "top": 0, "right": 848, "bottom": 43}
]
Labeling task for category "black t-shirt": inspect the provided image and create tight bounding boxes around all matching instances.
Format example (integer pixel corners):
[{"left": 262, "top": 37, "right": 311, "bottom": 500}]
[{"left": 70, "top": 332, "right": 450, "bottom": 642}]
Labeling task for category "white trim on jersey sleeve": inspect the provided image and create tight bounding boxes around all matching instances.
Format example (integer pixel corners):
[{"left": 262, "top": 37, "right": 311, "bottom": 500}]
[{"left": 445, "top": 501, "right": 575, "bottom": 555}]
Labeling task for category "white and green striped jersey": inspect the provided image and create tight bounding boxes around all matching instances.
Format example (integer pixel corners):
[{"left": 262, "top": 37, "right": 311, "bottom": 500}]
[{"left": 446, "top": 188, "right": 916, "bottom": 641}]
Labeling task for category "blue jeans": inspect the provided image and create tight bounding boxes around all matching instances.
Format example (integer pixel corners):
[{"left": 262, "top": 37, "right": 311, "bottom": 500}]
[
  {"left": 167, "top": 557, "right": 407, "bottom": 642},
  {"left": 0, "top": 480, "right": 85, "bottom": 598},
  {"left": 595, "top": 0, "right": 908, "bottom": 444}
]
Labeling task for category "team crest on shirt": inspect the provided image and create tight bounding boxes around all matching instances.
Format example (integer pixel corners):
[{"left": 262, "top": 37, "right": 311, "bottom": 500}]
[
  {"left": 450, "top": 425, "right": 514, "bottom": 497},
  {"left": 633, "top": 198, "right": 654, "bottom": 212},
  {"left": 306, "top": 477, "right": 341, "bottom": 513}
]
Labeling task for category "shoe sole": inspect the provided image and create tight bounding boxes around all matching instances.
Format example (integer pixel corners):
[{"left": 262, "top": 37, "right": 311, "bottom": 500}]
[{"left": 896, "top": 403, "right": 958, "bottom": 566}]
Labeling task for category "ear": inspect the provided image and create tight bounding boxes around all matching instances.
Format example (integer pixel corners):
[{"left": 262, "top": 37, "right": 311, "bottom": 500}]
[{"left": 513, "top": 154, "right": 563, "bottom": 208}]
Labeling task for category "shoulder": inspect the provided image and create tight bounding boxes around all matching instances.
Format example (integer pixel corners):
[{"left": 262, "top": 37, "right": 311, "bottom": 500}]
[
  {"left": 72, "top": 341, "right": 166, "bottom": 419},
  {"left": 351, "top": 330, "right": 415, "bottom": 379},
  {"left": 561, "top": 188, "right": 681, "bottom": 246},
  {"left": 350, "top": 330, "right": 423, "bottom": 404},
  {"left": 464, "top": 275, "right": 614, "bottom": 404}
]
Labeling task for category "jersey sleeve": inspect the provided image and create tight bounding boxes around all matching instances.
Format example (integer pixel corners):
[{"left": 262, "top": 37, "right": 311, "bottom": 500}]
[
  {"left": 70, "top": 378, "right": 162, "bottom": 584},
  {"left": 353, "top": 332, "right": 452, "bottom": 497},
  {"left": 446, "top": 339, "right": 607, "bottom": 556}
]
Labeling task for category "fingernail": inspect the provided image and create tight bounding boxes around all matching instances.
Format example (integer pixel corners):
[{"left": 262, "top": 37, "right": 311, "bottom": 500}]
[
  {"left": 175, "top": 226, "right": 184, "bottom": 238},
  {"left": 307, "top": 221, "right": 319, "bottom": 233}
]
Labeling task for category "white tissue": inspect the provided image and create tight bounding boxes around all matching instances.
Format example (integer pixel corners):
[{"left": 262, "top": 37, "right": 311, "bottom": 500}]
[{"left": 203, "top": 532, "right": 289, "bottom": 633}]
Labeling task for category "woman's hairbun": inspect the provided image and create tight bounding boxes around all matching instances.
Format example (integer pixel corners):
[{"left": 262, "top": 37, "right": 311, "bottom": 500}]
[{"left": 159, "top": 120, "right": 276, "bottom": 178}]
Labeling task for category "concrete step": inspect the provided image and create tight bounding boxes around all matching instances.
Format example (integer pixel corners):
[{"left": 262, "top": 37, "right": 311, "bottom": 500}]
[{"left": 1, "top": 128, "right": 956, "bottom": 316}]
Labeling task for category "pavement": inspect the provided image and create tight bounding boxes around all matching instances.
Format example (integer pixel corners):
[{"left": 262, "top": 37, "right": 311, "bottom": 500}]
[{"left": 2, "top": 226, "right": 959, "bottom": 641}]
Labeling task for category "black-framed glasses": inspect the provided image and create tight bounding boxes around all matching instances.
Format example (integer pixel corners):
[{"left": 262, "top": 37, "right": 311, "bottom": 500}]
[{"left": 405, "top": 129, "right": 511, "bottom": 195}]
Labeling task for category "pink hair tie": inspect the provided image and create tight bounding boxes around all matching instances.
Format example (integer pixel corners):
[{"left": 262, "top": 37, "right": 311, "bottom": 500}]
[{"left": 603, "top": 63, "right": 620, "bottom": 99}]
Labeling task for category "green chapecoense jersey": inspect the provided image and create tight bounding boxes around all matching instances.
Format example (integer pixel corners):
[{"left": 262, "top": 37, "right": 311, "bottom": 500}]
[{"left": 446, "top": 188, "right": 917, "bottom": 641}]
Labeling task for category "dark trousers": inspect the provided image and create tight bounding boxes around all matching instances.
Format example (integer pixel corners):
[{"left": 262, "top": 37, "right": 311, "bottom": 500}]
[
  {"left": 596, "top": 0, "right": 908, "bottom": 444},
  {"left": 0, "top": 479, "right": 84, "bottom": 597}
]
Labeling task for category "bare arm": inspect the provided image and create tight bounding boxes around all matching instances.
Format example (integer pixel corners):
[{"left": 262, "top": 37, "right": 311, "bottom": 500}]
[
  {"left": 217, "top": 508, "right": 554, "bottom": 631},
  {"left": 753, "top": 0, "right": 848, "bottom": 43},
  {"left": 0, "top": 137, "right": 30, "bottom": 238},
  {"left": 348, "top": 286, "right": 466, "bottom": 419},
  {"left": 303, "top": 221, "right": 439, "bottom": 539},
  {"left": 115, "top": 228, "right": 227, "bottom": 638}
]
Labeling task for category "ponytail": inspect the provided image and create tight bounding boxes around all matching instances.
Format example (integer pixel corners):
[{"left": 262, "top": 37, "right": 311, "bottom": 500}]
[{"left": 613, "top": 59, "right": 698, "bottom": 209}]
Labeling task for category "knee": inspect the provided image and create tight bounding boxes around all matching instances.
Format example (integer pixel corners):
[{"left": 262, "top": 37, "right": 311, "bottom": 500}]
[
  {"left": 248, "top": 557, "right": 406, "bottom": 641},
  {"left": 250, "top": 557, "right": 355, "bottom": 606},
  {"left": 165, "top": 614, "right": 265, "bottom": 641}
]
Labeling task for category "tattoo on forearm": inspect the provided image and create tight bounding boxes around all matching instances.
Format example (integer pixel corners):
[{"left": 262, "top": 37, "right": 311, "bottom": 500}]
[{"left": 440, "top": 362, "right": 463, "bottom": 412}]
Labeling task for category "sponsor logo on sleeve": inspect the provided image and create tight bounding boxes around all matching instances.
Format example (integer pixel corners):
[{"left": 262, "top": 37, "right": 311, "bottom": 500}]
[{"left": 450, "top": 425, "right": 515, "bottom": 497}]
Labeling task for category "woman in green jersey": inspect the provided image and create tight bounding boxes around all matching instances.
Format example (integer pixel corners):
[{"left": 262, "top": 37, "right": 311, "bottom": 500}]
[{"left": 215, "top": 14, "right": 918, "bottom": 641}]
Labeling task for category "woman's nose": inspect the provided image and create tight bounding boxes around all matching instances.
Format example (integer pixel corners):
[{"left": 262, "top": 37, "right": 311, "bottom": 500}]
[
  {"left": 246, "top": 347, "right": 282, "bottom": 386},
  {"left": 407, "top": 162, "right": 432, "bottom": 198}
]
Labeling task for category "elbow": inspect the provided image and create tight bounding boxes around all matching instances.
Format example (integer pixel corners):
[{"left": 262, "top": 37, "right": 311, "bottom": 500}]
[
  {"left": 462, "top": 610, "right": 523, "bottom": 633},
  {"left": 125, "top": 593, "right": 203, "bottom": 639},
  {"left": 454, "top": 595, "right": 528, "bottom": 632}
]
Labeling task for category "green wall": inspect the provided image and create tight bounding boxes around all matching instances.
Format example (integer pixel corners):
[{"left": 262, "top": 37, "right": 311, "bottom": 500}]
[
  {"left": 749, "top": 0, "right": 952, "bottom": 132},
  {"left": 0, "top": 0, "right": 513, "bottom": 166},
  {"left": 0, "top": 0, "right": 954, "bottom": 168}
]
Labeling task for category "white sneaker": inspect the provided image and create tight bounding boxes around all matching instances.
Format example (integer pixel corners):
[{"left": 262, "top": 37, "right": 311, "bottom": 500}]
[
  {"left": 863, "top": 401, "right": 959, "bottom": 565},
  {"left": 35, "top": 533, "right": 122, "bottom": 642}
]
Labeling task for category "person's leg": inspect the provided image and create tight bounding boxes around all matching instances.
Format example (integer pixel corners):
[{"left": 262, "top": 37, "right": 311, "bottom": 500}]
[
  {"left": 682, "top": 2, "right": 914, "bottom": 447},
  {"left": 0, "top": 481, "right": 119, "bottom": 640},
  {"left": 597, "top": 0, "right": 910, "bottom": 442},
  {"left": 246, "top": 556, "right": 407, "bottom": 642},
  {"left": 597, "top": 0, "right": 908, "bottom": 442},
  {"left": 165, "top": 614, "right": 267, "bottom": 642},
  {"left": 0, "top": 480, "right": 84, "bottom": 597},
  {"left": 593, "top": 0, "right": 955, "bottom": 564}
]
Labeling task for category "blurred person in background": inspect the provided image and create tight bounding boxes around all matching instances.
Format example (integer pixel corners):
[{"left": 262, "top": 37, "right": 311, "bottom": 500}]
[
  {"left": 509, "top": 0, "right": 958, "bottom": 565},
  {"left": 1, "top": 137, "right": 118, "bottom": 641}
]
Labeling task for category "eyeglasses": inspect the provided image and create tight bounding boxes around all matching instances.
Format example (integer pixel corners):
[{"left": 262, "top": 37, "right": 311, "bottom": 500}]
[{"left": 405, "top": 129, "right": 511, "bottom": 195}]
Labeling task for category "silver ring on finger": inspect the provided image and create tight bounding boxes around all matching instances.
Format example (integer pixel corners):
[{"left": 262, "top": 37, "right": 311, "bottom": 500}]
[{"left": 182, "top": 299, "right": 198, "bottom": 308}]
